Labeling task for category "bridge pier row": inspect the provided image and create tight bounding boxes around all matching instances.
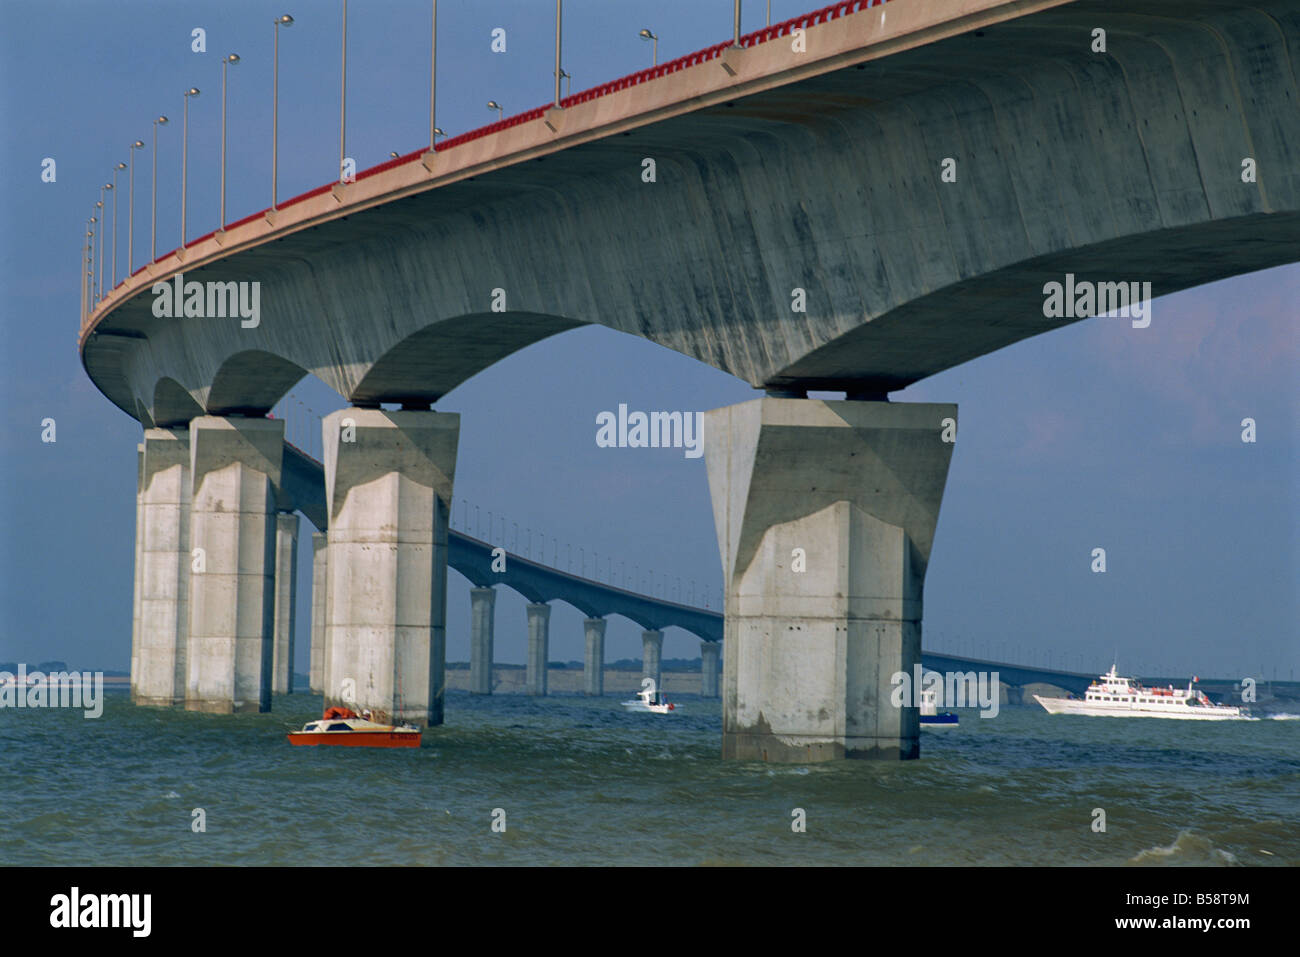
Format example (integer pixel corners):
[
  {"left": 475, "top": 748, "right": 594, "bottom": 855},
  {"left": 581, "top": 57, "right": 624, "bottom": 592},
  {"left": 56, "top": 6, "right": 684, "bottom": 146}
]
[
  {"left": 583, "top": 618, "right": 606, "bottom": 696},
  {"left": 642, "top": 630, "right": 663, "bottom": 690},
  {"left": 322, "top": 408, "right": 459, "bottom": 726},
  {"left": 134, "top": 428, "right": 192, "bottom": 706},
  {"left": 309, "top": 532, "right": 327, "bottom": 694},
  {"left": 703, "top": 398, "right": 955, "bottom": 762},
  {"left": 469, "top": 587, "right": 496, "bottom": 694},
  {"left": 185, "top": 416, "right": 283, "bottom": 714},
  {"left": 525, "top": 603, "right": 551, "bottom": 696},
  {"left": 700, "top": 640, "right": 720, "bottom": 699},
  {"left": 271, "top": 512, "right": 299, "bottom": 694}
]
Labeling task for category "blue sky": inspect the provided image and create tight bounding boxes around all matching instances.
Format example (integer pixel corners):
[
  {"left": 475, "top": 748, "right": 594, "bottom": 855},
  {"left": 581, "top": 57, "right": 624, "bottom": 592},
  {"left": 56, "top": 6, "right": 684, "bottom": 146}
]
[{"left": 1, "top": 0, "right": 1296, "bottom": 681}]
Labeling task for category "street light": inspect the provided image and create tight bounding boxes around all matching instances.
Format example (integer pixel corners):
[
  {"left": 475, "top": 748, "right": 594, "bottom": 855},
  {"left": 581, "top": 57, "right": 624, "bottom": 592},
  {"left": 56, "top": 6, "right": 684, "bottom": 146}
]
[
  {"left": 639, "top": 29, "right": 658, "bottom": 67},
  {"left": 429, "top": 1, "right": 438, "bottom": 150},
  {"left": 733, "top": 0, "right": 741, "bottom": 46},
  {"left": 151, "top": 116, "right": 167, "bottom": 263},
  {"left": 340, "top": 0, "right": 348, "bottom": 182},
  {"left": 94, "top": 196, "right": 104, "bottom": 300},
  {"left": 128, "top": 141, "right": 144, "bottom": 274},
  {"left": 553, "top": 0, "right": 562, "bottom": 108},
  {"left": 220, "top": 53, "right": 240, "bottom": 230},
  {"left": 388, "top": 151, "right": 399, "bottom": 159},
  {"left": 182, "top": 87, "right": 200, "bottom": 246},
  {"left": 486, "top": 100, "right": 502, "bottom": 121},
  {"left": 432, "top": 126, "right": 445, "bottom": 141},
  {"left": 272, "top": 15, "right": 293, "bottom": 208},
  {"left": 111, "top": 162, "right": 125, "bottom": 289}
]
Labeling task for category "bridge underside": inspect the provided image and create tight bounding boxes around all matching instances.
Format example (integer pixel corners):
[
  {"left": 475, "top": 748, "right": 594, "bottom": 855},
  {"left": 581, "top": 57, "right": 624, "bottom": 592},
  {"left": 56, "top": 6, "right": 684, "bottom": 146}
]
[{"left": 93, "top": 0, "right": 1297, "bottom": 758}]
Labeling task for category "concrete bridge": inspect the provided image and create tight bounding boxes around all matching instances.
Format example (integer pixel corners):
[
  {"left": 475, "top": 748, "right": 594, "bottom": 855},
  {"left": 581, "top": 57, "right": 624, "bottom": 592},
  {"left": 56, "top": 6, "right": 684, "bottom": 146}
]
[{"left": 85, "top": 0, "right": 1299, "bottom": 760}]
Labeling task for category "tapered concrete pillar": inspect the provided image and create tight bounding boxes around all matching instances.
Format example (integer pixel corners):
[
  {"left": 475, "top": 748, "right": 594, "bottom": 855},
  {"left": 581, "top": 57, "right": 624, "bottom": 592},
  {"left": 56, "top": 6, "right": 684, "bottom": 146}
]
[
  {"left": 185, "top": 416, "right": 282, "bottom": 714},
  {"left": 700, "top": 640, "right": 720, "bottom": 698},
  {"left": 583, "top": 617, "right": 607, "bottom": 696},
  {"left": 135, "top": 428, "right": 192, "bottom": 706},
  {"left": 470, "top": 586, "right": 496, "bottom": 694},
  {"left": 271, "top": 512, "right": 299, "bottom": 694},
  {"left": 130, "top": 443, "right": 144, "bottom": 700},
  {"left": 642, "top": 629, "right": 663, "bottom": 690},
  {"left": 525, "top": 602, "right": 551, "bottom": 696},
  {"left": 704, "top": 397, "right": 955, "bottom": 762},
  {"left": 323, "top": 408, "right": 459, "bottom": 726},
  {"left": 309, "top": 532, "right": 327, "bottom": 694}
]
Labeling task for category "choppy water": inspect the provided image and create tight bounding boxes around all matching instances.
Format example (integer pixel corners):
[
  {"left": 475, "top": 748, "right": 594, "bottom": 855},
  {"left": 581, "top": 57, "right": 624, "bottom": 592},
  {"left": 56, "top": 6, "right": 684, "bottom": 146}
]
[{"left": 2, "top": 690, "right": 1296, "bottom": 866}]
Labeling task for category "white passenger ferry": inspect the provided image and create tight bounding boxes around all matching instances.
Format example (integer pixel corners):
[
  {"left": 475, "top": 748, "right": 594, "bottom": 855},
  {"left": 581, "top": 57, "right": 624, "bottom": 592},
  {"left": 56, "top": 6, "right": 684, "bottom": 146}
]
[{"left": 1034, "top": 665, "right": 1247, "bottom": 720}]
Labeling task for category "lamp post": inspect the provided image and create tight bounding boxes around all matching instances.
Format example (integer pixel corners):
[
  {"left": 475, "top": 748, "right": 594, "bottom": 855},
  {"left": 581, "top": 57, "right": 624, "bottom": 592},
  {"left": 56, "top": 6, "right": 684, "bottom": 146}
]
[
  {"left": 486, "top": 100, "right": 502, "bottom": 121},
  {"left": 151, "top": 116, "right": 167, "bottom": 263},
  {"left": 182, "top": 87, "right": 200, "bottom": 246},
  {"left": 272, "top": 15, "right": 293, "bottom": 208},
  {"left": 111, "top": 162, "right": 125, "bottom": 289},
  {"left": 128, "top": 140, "right": 144, "bottom": 274},
  {"left": 734, "top": 0, "right": 742, "bottom": 46},
  {"left": 429, "top": 0, "right": 437, "bottom": 149},
  {"left": 220, "top": 53, "right": 240, "bottom": 230},
  {"left": 95, "top": 192, "right": 106, "bottom": 300},
  {"left": 340, "top": 0, "right": 348, "bottom": 182},
  {"left": 553, "top": 0, "right": 562, "bottom": 108},
  {"left": 639, "top": 29, "right": 658, "bottom": 66}
]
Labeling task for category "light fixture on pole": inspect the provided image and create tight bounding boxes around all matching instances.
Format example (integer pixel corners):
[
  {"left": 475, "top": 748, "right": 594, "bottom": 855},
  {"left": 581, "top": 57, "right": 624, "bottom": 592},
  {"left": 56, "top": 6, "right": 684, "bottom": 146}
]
[
  {"left": 486, "top": 100, "right": 502, "bottom": 121},
  {"left": 639, "top": 29, "right": 658, "bottom": 67},
  {"left": 111, "top": 163, "right": 125, "bottom": 289},
  {"left": 220, "top": 53, "right": 240, "bottom": 230},
  {"left": 429, "top": 0, "right": 437, "bottom": 150},
  {"left": 388, "top": 151, "right": 399, "bottom": 159},
  {"left": 553, "top": 0, "right": 562, "bottom": 108},
  {"left": 128, "top": 140, "right": 144, "bottom": 275},
  {"left": 340, "top": 0, "right": 348, "bottom": 182},
  {"left": 151, "top": 116, "right": 167, "bottom": 264},
  {"left": 272, "top": 15, "right": 293, "bottom": 208},
  {"left": 182, "top": 87, "right": 200, "bottom": 246},
  {"left": 94, "top": 196, "right": 104, "bottom": 301}
]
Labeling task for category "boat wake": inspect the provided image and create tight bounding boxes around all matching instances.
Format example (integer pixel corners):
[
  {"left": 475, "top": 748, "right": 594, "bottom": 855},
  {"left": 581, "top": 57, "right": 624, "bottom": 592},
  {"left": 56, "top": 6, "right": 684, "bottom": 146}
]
[{"left": 1129, "top": 829, "right": 1238, "bottom": 866}]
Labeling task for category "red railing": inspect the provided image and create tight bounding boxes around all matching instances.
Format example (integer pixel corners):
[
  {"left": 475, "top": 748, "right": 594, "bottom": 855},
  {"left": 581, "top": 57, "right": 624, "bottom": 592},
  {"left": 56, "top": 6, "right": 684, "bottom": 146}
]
[{"left": 106, "top": 0, "right": 887, "bottom": 299}]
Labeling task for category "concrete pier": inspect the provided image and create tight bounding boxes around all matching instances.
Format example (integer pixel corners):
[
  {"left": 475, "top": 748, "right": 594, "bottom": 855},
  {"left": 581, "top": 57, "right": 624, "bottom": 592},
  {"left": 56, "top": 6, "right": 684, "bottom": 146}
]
[
  {"left": 271, "top": 511, "right": 299, "bottom": 694},
  {"left": 470, "top": 586, "right": 496, "bottom": 694},
  {"left": 322, "top": 408, "right": 459, "bottom": 726},
  {"left": 130, "top": 443, "right": 144, "bottom": 700},
  {"left": 701, "top": 640, "right": 720, "bottom": 699},
  {"left": 525, "top": 602, "right": 551, "bottom": 696},
  {"left": 185, "top": 416, "right": 283, "bottom": 714},
  {"left": 703, "top": 398, "right": 955, "bottom": 762},
  {"left": 641, "top": 629, "right": 663, "bottom": 690},
  {"left": 309, "top": 532, "right": 327, "bottom": 694},
  {"left": 583, "top": 617, "right": 606, "bottom": 696},
  {"left": 135, "top": 428, "right": 191, "bottom": 706}
]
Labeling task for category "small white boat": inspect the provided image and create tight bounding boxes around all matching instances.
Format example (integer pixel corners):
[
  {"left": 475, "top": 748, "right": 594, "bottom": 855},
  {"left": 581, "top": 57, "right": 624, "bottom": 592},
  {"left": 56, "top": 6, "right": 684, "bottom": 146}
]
[
  {"left": 919, "top": 686, "right": 958, "bottom": 728},
  {"left": 1034, "top": 665, "right": 1247, "bottom": 720},
  {"left": 621, "top": 681, "right": 678, "bottom": 714}
]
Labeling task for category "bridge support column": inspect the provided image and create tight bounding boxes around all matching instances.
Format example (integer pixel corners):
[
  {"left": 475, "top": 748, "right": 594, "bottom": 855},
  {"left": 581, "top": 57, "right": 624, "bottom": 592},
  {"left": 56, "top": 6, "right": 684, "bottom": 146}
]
[
  {"left": 703, "top": 397, "right": 954, "bottom": 762},
  {"left": 700, "top": 640, "right": 720, "bottom": 699},
  {"left": 322, "top": 408, "right": 459, "bottom": 726},
  {"left": 641, "top": 629, "right": 663, "bottom": 690},
  {"left": 309, "top": 532, "right": 327, "bottom": 694},
  {"left": 185, "top": 416, "right": 283, "bottom": 714},
  {"left": 135, "top": 428, "right": 192, "bottom": 706},
  {"left": 130, "top": 443, "right": 144, "bottom": 700},
  {"left": 470, "top": 586, "right": 496, "bottom": 694},
  {"left": 271, "top": 511, "right": 299, "bottom": 694},
  {"left": 583, "top": 617, "right": 606, "bottom": 696},
  {"left": 525, "top": 602, "right": 551, "bottom": 696}
]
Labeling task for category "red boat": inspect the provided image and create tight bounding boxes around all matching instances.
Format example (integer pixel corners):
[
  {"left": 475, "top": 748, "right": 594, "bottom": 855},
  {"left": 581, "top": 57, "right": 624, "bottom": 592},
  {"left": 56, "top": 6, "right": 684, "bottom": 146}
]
[{"left": 287, "top": 706, "right": 422, "bottom": 748}]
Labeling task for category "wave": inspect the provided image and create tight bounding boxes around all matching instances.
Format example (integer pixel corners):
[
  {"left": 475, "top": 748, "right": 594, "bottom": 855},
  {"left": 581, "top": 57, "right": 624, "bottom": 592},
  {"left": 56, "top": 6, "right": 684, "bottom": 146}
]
[{"left": 1129, "top": 829, "right": 1238, "bottom": 865}]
